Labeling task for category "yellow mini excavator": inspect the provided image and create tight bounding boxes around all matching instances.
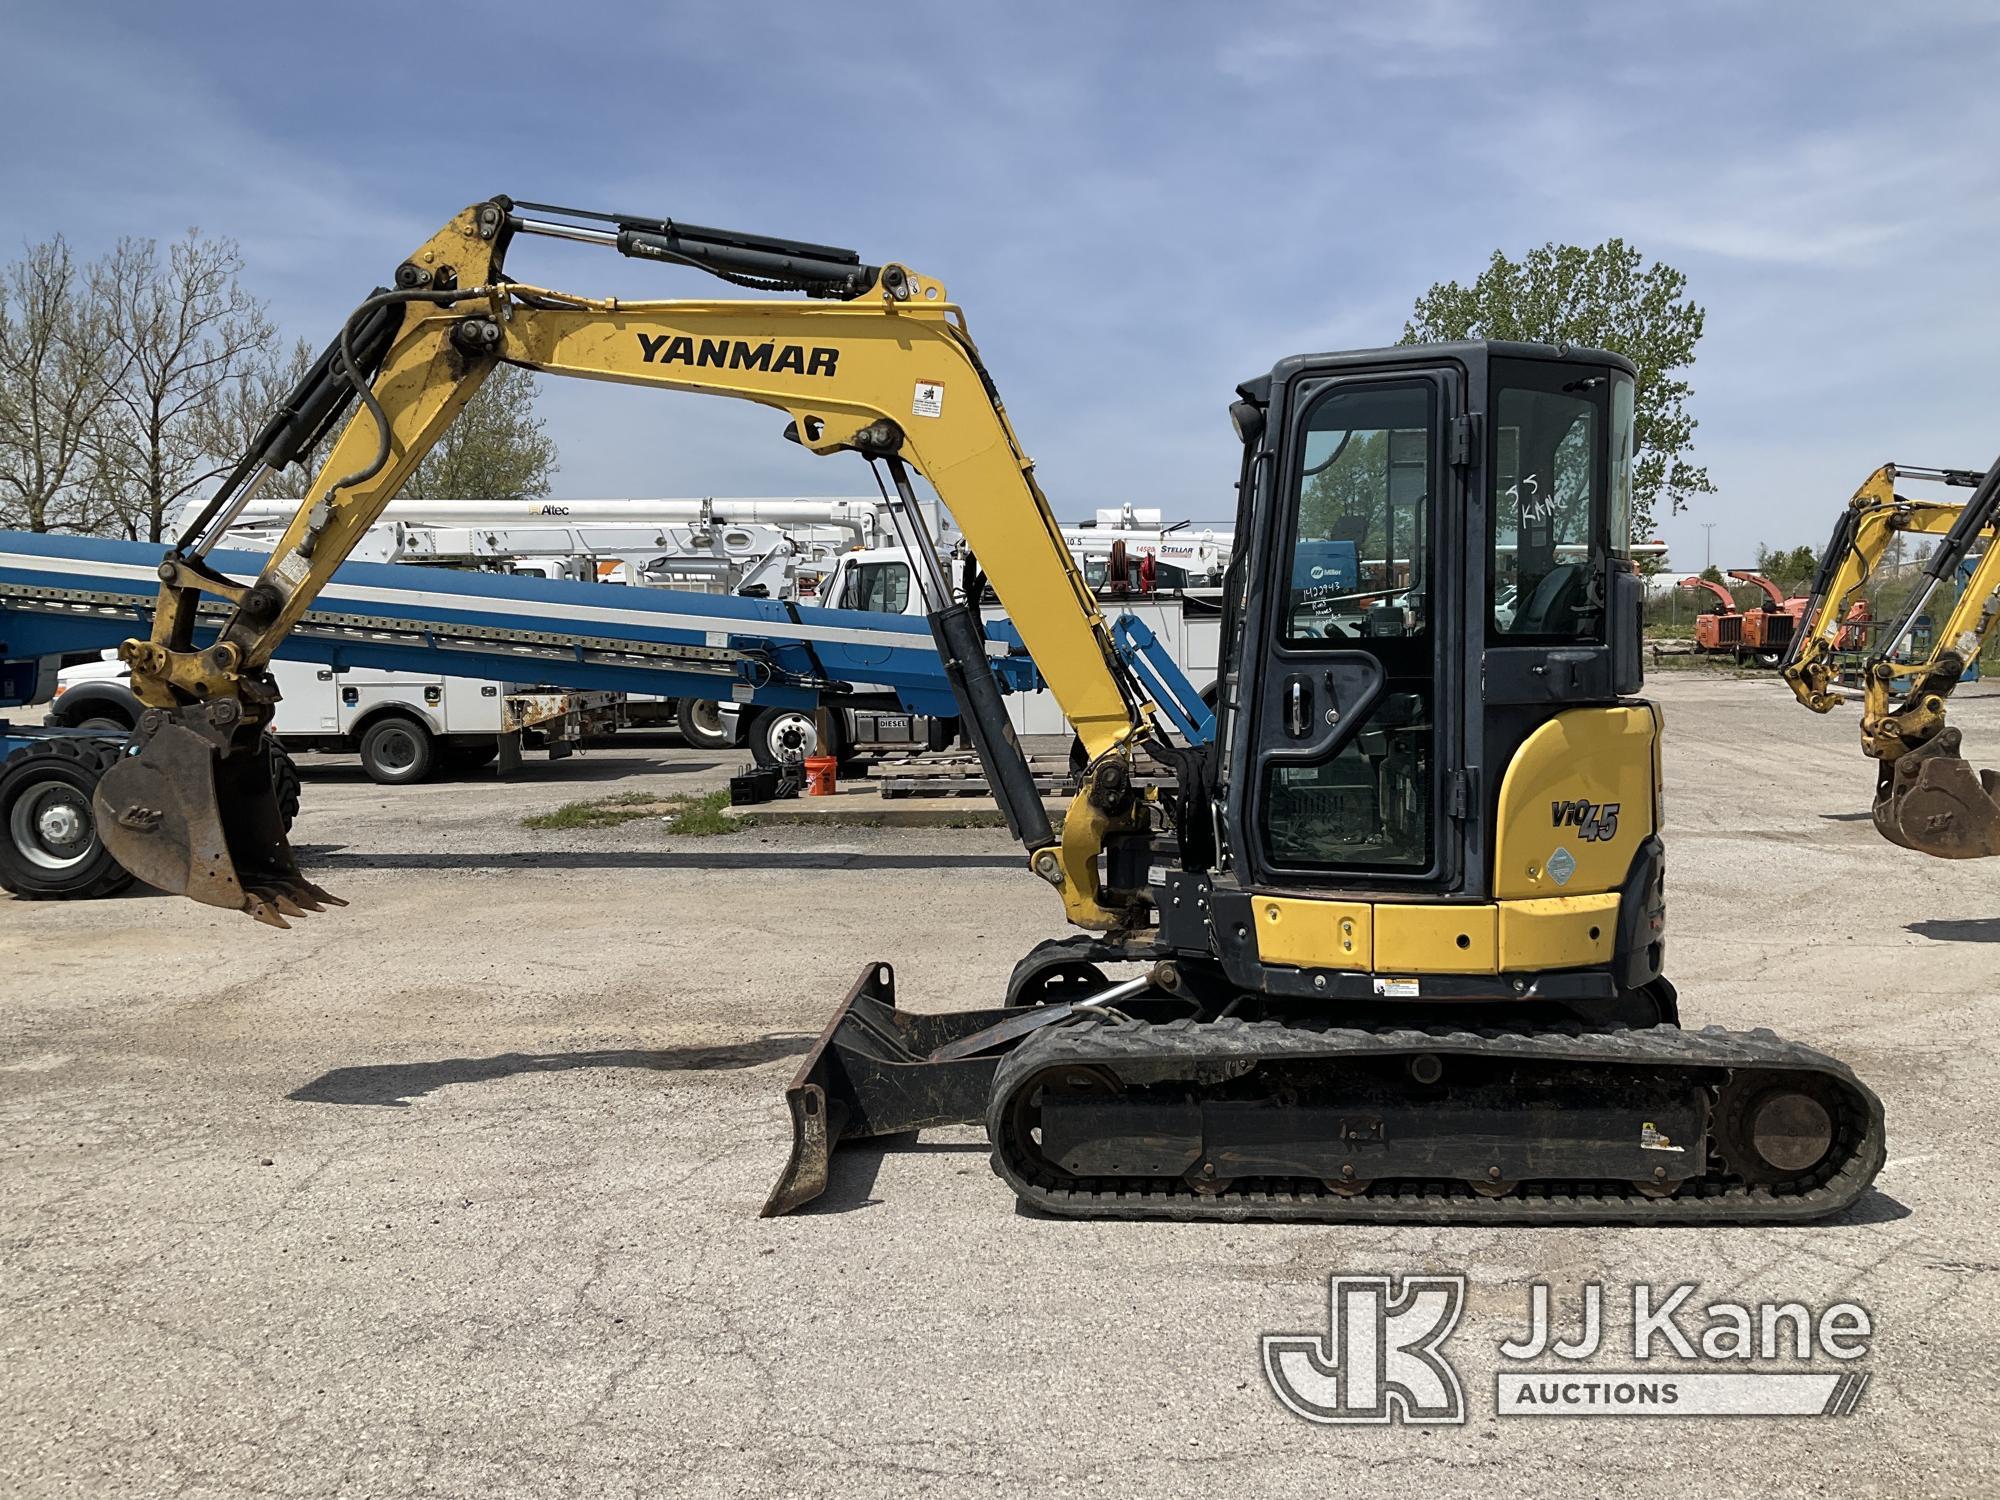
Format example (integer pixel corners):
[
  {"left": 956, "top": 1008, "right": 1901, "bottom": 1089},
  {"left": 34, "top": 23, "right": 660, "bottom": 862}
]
[
  {"left": 1785, "top": 460, "right": 2000, "bottom": 857},
  {"left": 95, "top": 198, "right": 1885, "bottom": 1224}
]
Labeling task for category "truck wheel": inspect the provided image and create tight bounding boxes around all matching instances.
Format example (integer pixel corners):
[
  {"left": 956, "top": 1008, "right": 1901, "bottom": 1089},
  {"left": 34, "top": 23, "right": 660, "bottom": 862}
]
[
  {"left": 263, "top": 736, "right": 302, "bottom": 829},
  {"left": 1754, "top": 648, "right": 1784, "bottom": 669},
  {"left": 675, "top": 698, "right": 739, "bottom": 750},
  {"left": 357, "top": 716, "right": 435, "bottom": 785},
  {"left": 0, "top": 738, "right": 135, "bottom": 901},
  {"left": 748, "top": 708, "right": 834, "bottom": 768},
  {"left": 52, "top": 707, "right": 133, "bottom": 731}
]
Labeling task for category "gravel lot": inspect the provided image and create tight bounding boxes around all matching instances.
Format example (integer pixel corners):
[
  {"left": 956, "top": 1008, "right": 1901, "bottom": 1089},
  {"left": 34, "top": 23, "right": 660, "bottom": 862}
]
[{"left": 4, "top": 671, "right": 1998, "bottom": 1498}]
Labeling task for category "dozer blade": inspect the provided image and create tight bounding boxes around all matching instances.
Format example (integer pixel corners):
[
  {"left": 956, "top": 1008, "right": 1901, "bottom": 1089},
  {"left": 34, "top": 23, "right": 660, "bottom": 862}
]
[
  {"left": 761, "top": 963, "right": 1028, "bottom": 1217},
  {"left": 1873, "top": 728, "right": 2000, "bottom": 858},
  {"left": 93, "top": 719, "right": 343, "bottom": 928}
]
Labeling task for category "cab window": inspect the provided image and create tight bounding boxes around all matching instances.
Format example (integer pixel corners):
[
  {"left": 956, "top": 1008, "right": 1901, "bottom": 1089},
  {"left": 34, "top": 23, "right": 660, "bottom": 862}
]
[
  {"left": 1286, "top": 382, "right": 1433, "bottom": 645},
  {"left": 1490, "top": 359, "right": 1608, "bottom": 640},
  {"left": 843, "top": 560, "right": 911, "bottom": 614}
]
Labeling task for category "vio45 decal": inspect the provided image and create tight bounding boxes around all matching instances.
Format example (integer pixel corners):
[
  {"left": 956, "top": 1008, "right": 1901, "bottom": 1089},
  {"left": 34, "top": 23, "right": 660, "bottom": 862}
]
[{"left": 1552, "top": 799, "right": 1621, "bottom": 843}]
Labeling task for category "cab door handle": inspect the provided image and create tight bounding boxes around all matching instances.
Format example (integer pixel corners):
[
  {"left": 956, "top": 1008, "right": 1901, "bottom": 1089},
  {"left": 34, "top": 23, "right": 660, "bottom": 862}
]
[{"left": 1284, "top": 674, "right": 1312, "bottom": 737}]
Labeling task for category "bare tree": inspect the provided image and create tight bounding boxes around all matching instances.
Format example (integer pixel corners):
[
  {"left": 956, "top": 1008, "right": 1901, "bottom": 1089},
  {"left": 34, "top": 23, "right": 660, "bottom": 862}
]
[
  {"left": 400, "top": 364, "right": 557, "bottom": 501},
  {"left": 195, "top": 335, "right": 317, "bottom": 507},
  {"left": 89, "top": 233, "right": 275, "bottom": 541},
  {"left": 0, "top": 237, "right": 123, "bottom": 532}
]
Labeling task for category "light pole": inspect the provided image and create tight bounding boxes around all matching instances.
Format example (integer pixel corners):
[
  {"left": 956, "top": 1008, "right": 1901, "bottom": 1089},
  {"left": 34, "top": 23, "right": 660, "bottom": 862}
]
[{"left": 1702, "top": 522, "right": 1716, "bottom": 572}]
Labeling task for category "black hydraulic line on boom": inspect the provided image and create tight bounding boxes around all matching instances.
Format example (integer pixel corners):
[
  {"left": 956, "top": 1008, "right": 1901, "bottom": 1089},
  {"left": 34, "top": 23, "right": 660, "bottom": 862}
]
[{"left": 507, "top": 199, "right": 880, "bottom": 299}]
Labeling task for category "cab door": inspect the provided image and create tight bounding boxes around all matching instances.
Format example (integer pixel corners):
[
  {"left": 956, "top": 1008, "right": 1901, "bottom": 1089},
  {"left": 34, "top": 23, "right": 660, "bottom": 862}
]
[
  {"left": 1236, "top": 364, "right": 1464, "bottom": 889},
  {"left": 1481, "top": 355, "right": 1628, "bottom": 704}
]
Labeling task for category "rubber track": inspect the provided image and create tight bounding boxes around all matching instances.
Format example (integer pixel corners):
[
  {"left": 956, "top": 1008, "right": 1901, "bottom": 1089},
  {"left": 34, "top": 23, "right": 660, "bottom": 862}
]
[
  {"left": 986, "top": 1018, "right": 1886, "bottom": 1225},
  {"left": 1004, "top": 934, "right": 1154, "bottom": 1006}
]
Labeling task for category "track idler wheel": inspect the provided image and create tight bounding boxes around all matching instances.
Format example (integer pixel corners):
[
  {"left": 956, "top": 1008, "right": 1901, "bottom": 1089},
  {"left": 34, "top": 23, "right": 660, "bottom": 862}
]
[{"left": 1713, "top": 1072, "right": 1843, "bottom": 1187}]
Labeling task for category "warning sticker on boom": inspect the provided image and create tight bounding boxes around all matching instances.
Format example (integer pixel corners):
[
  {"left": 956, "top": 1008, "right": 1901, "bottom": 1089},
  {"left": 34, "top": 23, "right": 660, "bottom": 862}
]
[
  {"left": 271, "top": 549, "right": 310, "bottom": 592},
  {"left": 912, "top": 379, "right": 944, "bottom": 418}
]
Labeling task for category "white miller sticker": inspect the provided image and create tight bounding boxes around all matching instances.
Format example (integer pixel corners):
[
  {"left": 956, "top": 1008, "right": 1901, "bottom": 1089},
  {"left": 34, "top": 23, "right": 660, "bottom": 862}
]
[
  {"left": 271, "top": 548, "right": 310, "bottom": 591},
  {"left": 912, "top": 379, "right": 944, "bottom": 418},
  {"left": 1373, "top": 977, "right": 1420, "bottom": 999}
]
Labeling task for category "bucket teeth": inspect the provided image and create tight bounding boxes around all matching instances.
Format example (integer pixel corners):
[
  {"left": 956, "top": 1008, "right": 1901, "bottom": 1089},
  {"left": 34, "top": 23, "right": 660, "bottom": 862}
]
[
  {"left": 240, "top": 877, "right": 345, "bottom": 927},
  {"left": 243, "top": 894, "right": 293, "bottom": 930}
]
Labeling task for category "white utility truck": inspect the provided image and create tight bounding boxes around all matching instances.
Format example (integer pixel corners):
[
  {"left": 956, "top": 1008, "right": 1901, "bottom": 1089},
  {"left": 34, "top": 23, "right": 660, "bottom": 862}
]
[{"left": 51, "top": 652, "right": 621, "bottom": 784}]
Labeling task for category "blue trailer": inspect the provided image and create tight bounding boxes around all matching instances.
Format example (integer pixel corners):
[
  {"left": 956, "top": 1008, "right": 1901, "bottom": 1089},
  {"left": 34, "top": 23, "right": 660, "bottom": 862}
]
[{"left": 1, "top": 529, "right": 1038, "bottom": 900}]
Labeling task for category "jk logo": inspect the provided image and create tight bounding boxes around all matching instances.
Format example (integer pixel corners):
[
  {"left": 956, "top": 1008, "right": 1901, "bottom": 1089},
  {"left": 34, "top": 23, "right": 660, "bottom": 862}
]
[{"left": 1262, "top": 1274, "right": 1467, "bottom": 1425}]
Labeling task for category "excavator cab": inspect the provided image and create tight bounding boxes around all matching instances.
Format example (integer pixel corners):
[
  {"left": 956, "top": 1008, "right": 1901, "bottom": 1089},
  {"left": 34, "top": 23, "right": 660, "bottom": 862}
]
[{"left": 1216, "top": 344, "right": 1648, "bottom": 910}]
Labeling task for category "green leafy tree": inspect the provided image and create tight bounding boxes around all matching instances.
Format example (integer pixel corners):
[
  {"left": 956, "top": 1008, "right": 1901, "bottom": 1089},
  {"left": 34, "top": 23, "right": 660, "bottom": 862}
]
[
  {"left": 400, "top": 364, "right": 556, "bottom": 500},
  {"left": 1699, "top": 563, "right": 1724, "bottom": 584},
  {"left": 1402, "top": 240, "right": 1714, "bottom": 539},
  {"left": 1754, "top": 542, "right": 1820, "bottom": 592},
  {"left": 1299, "top": 430, "right": 1388, "bottom": 545}
]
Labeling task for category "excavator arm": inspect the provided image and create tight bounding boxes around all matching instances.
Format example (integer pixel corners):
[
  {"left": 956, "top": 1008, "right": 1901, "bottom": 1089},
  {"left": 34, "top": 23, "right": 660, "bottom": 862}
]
[
  {"left": 1783, "top": 459, "right": 2000, "bottom": 856},
  {"left": 96, "top": 198, "right": 1164, "bottom": 925}
]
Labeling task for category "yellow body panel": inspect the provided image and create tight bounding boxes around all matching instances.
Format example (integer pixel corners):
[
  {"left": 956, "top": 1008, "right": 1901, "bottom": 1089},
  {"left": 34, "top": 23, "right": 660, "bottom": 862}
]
[
  {"left": 1492, "top": 706, "right": 1659, "bottom": 900},
  {"left": 1497, "top": 893, "right": 1621, "bottom": 971},
  {"left": 1255, "top": 897, "right": 1372, "bottom": 968},
  {"left": 1375, "top": 904, "right": 1498, "bottom": 974},
  {"left": 1245, "top": 706, "right": 1655, "bottom": 977},
  {"left": 1250, "top": 892, "right": 1620, "bottom": 975}
]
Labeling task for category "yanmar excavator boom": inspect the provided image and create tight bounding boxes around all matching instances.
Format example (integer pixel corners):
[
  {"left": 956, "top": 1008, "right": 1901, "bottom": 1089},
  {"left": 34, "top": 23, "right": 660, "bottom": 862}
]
[
  {"left": 96, "top": 198, "right": 1884, "bottom": 1224},
  {"left": 1785, "top": 458, "right": 2000, "bottom": 857}
]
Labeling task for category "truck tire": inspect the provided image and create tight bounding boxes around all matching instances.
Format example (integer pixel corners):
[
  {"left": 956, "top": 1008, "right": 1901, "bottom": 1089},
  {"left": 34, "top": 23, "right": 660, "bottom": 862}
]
[
  {"left": 46, "top": 681, "right": 142, "bottom": 732},
  {"left": 675, "top": 698, "right": 739, "bottom": 750},
  {"left": 264, "top": 736, "right": 302, "bottom": 829},
  {"left": 747, "top": 708, "right": 836, "bottom": 768},
  {"left": 0, "top": 738, "right": 135, "bottom": 901},
  {"left": 357, "top": 715, "right": 435, "bottom": 785}
]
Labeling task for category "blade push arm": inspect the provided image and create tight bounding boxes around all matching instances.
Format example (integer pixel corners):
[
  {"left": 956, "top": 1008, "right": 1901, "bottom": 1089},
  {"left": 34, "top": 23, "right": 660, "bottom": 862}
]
[{"left": 107, "top": 199, "right": 1161, "bottom": 925}]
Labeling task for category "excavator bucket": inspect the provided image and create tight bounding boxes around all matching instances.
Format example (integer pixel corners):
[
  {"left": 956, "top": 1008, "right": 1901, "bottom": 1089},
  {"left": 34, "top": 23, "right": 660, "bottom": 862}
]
[
  {"left": 93, "top": 718, "right": 343, "bottom": 927},
  {"left": 761, "top": 963, "right": 1028, "bottom": 1216},
  {"left": 1874, "top": 728, "right": 2000, "bottom": 858}
]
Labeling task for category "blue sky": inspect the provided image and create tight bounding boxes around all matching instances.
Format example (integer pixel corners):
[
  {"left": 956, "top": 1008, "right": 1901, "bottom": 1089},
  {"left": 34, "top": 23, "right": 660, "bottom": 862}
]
[{"left": 5, "top": 1, "right": 1997, "bottom": 573}]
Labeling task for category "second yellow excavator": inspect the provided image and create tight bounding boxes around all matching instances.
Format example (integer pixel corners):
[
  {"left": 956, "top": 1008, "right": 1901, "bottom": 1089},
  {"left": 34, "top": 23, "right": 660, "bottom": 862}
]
[
  {"left": 95, "top": 197, "right": 1885, "bottom": 1224},
  {"left": 1785, "top": 459, "right": 2000, "bottom": 857}
]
